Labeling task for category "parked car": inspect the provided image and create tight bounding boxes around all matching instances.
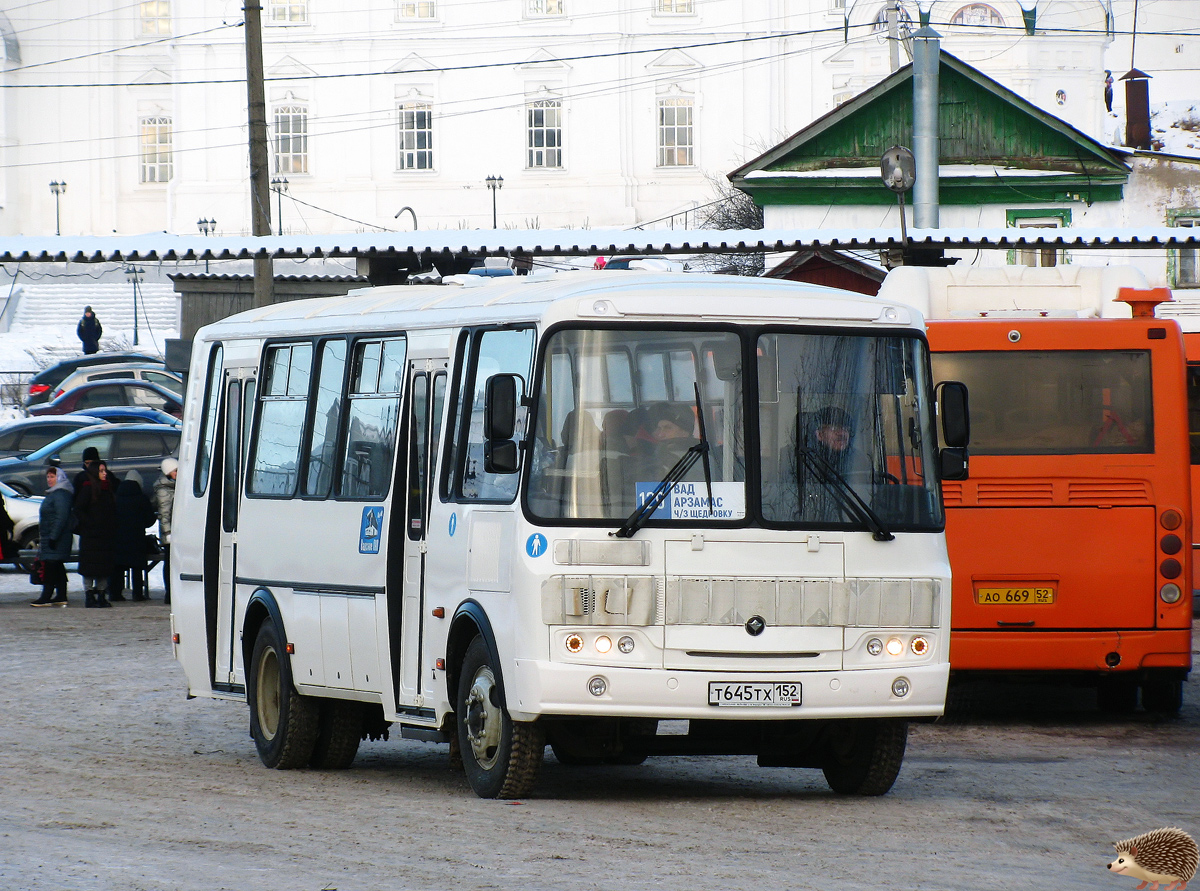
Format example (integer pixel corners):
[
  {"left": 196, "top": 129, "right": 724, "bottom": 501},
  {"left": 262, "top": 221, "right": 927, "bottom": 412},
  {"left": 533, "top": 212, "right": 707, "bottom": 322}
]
[
  {"left": 71, "top": 406, "right": 182, "bottom": 426},
  {"left": 24, "top": 351, "right": 162, "bottom": 408},
  {"left": 0, "top": 415, "right": 108, "bottom": 458},
  {"left": 50, "top": 363, "right": 182, "bottom": 401},
  {"left": 1, "top": 479, "right": 43, "bottom": 571},
  {"left": 0, "top": 424, "right": 181, "bottom": 496},
  {"left": 27, "top": 380, "right": 182, "bottom": 419}
]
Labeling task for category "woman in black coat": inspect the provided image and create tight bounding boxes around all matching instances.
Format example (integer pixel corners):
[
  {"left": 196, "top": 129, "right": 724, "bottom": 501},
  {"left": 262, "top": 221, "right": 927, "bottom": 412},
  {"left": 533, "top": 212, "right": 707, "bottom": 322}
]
[
  {"left": 74, "top": 461, "right": 117, "bottom": 608},
  {"left": 110, "top": 470, "right": 157, "bottom": 602}
]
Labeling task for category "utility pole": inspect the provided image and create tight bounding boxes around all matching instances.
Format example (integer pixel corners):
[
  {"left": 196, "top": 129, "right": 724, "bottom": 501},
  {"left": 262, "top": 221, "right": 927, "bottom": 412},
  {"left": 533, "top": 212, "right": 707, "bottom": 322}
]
[
  {"left": 887, "top": 1, "right": 901, "bottom": 73},
  {"left": 245, "top": 0, "right": 274, "bottom": 308}
]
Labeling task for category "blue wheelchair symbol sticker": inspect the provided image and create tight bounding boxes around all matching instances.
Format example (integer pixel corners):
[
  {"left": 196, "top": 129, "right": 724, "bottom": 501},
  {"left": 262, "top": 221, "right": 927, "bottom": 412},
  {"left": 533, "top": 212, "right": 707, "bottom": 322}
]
[
  {"left": 359, "top": 507, "right": 384, "bottom": 554},
  {"left": 525, "top": 533, "right": 548, "bottom": 558},
  {"left": 448, "top": 512, "right": 457, "bottom": 537}
]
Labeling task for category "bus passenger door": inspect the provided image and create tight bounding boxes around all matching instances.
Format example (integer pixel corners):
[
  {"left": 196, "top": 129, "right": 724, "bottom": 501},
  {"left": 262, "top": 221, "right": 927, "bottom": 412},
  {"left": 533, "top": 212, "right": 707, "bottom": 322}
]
[
  {"left": 397, "top": 361, "right": 448, "bottom": 707},
  {"left": 213, "top": 369, "right": 255, "bottom": 687}
]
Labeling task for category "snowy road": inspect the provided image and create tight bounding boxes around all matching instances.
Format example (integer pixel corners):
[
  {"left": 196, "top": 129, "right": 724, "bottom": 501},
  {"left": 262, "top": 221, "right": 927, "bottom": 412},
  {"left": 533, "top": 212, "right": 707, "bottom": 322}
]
[{"left": 0, "top": 567, "right": 1197, "bottom": 891}]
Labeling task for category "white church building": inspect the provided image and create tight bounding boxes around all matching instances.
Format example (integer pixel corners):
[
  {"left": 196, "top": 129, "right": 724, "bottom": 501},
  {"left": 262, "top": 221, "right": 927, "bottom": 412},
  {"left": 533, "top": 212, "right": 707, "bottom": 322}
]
[{"left": 0, "top": 1, "right": 1188, "bottom": 239}]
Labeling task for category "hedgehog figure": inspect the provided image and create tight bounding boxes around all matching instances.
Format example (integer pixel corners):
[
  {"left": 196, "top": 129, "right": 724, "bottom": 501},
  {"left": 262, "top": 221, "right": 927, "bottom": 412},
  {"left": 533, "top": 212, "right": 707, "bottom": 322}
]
[{"left": 1108, "top": 828, "right": 1199, "bottom": 891}]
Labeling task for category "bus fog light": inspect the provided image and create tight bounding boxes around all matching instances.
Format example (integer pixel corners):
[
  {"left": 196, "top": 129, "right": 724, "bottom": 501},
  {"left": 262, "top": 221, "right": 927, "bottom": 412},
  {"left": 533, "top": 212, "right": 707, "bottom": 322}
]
[
  {"left": 866, "top": 638, "right": 883, "bottom": 656},
  {"left": 588, "top": 676, "right": 608, "bottom": 697},
  {"left": 910, "top": 636, "right": 929, "bottom": 656},
  {"left": 1160, "top": 583, "right": 1182, "bottom": 604},
  {"left": 618, "top": 635, "right": 635, "bottom": 654},
  {"left": 565, "top": 633, "right": 584, "bottom": 654},
  {"left": 595, "top": 635, "right": 612, "bottom": 654},
  {"left": 891, "top": 677, "right": 911, "bottom": 698},
  {"left": 885, "top": 637, "right": 904, "bottom": 656}
]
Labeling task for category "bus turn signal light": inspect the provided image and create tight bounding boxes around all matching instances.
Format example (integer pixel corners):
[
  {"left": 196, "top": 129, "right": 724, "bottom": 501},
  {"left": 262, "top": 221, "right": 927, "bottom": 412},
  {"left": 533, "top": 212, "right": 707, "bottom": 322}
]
[
  {"left": 1159, "top": 558, "right": 1182, "bottom": 580},
  {"left": 1160, "top": 509, "right": 1183, "bottom": 530},
  {"left": 910, "top": 636, "right": 929, "bottom": 656}
]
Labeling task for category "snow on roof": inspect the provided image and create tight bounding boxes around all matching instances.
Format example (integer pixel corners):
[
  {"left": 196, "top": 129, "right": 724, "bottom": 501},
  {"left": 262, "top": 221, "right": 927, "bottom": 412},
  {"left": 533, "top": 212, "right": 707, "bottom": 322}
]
[{"left": 0, "top": 225, "right": 1198, "bottom": 264}]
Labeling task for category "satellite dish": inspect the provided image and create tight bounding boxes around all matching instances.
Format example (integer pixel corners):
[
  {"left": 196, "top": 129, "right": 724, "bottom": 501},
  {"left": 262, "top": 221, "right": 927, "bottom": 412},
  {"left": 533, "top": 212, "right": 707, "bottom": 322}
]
[{"left": 881, "top": 145, "right": 916, "bottom": 193}]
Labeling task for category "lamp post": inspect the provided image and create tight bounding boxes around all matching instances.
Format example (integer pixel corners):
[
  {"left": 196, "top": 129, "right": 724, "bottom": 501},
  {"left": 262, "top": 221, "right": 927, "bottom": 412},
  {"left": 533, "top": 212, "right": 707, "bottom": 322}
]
[
  {"left": 49, "top": 181, "right": 67, "bottom": 236},
  {"left": 271, "top": 177, "right": 288, "bottom": 236},
  {"left": 125, "top": 265, "right": 144, "bottom": 347},
  {"left": 197, "top": 218, "right": 216, "bottom": 272},
  {"left": 485, "top": 175, "right": 503, "bottom": 229}
]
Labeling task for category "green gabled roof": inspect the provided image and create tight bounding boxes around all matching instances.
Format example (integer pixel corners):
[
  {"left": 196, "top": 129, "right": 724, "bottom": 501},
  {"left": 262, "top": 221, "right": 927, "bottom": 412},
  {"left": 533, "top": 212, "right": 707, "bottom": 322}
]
[{"left": 730, "top": 51, "right": 1129, "bottom": 206}]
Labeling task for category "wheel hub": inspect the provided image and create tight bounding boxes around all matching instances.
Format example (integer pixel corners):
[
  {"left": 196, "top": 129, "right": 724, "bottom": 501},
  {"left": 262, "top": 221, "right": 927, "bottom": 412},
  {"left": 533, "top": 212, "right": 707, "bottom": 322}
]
[{"left": 464, "top": 667, "right": 501, "bottom": 769}]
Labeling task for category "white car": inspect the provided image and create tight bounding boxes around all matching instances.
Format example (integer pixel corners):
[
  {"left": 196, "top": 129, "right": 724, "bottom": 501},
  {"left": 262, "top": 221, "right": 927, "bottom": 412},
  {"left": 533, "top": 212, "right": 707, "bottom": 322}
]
[
  {"left": 49, "top": 363, "right": 182, "bottom": 402},
  {"left": 1, "top": 480, "right": 43, "bottom": 571}
]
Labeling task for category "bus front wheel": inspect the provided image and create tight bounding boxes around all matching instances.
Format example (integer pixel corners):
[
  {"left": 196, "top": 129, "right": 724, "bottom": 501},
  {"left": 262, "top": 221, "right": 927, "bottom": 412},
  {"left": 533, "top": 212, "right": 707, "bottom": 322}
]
[
  {"left": 821, "top": 719, "right": 907, "bottom": 796},
  {"left": 1142, "top": 675, "right": 1183, "bottom": 715},
  {"left": 456, "top": 637, "right": 544, "bottom": 799},
  {"left": 248, "top": 620, "right": 319, "bottom": 770}
]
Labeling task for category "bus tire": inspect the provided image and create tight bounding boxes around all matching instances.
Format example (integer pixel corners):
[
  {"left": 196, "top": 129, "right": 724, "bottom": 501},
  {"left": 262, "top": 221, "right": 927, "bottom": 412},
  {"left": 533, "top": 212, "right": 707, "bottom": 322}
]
[
  {"left": 821, "top": 719, "right": 907, "bottom": 796},
  {"left": 1141, "top": 675, "right": 1183, "bottom": 715},
  {"left": 248, "top": 620, "right": 319, "bottom": 770},
  {"left": 309, "top": 699, "right": 363, "bottom": 770},
  {"left": 456, "top": 637, "right": 544, "bottom": 799}
]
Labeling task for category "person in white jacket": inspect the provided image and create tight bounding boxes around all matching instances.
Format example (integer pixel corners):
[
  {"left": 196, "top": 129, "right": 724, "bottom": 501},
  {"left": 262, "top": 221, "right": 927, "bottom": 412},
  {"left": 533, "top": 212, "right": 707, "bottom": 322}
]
[{"left": 153, "top": 457, "right": 177, "bottom": 604}]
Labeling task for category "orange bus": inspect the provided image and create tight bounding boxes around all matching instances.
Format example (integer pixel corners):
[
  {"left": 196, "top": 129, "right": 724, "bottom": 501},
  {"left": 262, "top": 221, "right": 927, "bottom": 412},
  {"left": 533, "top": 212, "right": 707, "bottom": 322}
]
[{"left": 881, "top": 267, "right": 1193, "bottom": 713}]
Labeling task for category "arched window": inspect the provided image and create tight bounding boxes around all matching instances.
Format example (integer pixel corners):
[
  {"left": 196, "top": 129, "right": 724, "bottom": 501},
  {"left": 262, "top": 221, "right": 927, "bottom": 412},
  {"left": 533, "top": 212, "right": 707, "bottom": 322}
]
[
  {"left": 951, "top": 3, "right": 1004, "bottom": 26},
  {"left": 872, "top": 3, "right": 913, "bottom": 32}
]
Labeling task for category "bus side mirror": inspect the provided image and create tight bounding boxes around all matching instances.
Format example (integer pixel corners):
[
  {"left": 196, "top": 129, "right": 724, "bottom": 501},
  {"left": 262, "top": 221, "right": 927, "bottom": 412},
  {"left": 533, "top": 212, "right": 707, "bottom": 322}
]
[
  {"left": 937, "top": 381, "right": 970, "bottom": 448},
  {"left": 936, "top": 381, "right": 969, "bottom": 481},
  {"left": 485, "top": 440, "right": 519, "bottom": 474},
  {"left": 485, "top": 374, "right": 518, "bottom": 440},
  {"left": 484, "top": 374, "right": 521, "bottom": 474},
  {"left": 939, "top": 447, "right": 969, "bottom": 481}
]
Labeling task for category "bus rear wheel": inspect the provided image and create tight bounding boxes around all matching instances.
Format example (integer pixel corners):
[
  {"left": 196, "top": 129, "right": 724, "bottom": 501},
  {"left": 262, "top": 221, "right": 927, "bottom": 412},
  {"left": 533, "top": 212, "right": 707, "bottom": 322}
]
[
  {"left": 821, "top": 719, "right": 907, "bottom": 796},
  {"left": 456, "top": 637, "right": 544, "bottom": 799},
  {"left": 310, "top": 699, "right": 363, "bottom": 769},
  {"left": 1142, "top": 675, "right": 1183, "bottom": 715},
  {"left": 248, "top": 620, "right": 319, "bottom": 770}
]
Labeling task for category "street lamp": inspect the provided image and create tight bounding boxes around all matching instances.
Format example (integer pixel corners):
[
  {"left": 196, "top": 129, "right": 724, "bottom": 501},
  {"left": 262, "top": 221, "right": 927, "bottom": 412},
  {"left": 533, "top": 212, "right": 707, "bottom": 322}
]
[
  {"left": 197, "top": 218, "right": 216, "bottom": 273},
  {"left": 49, "top": 181, "right": 67, "bottom": 236},
  {"left": 125, "top": 265, "right": 144, "bottom": 347},
  {"left": 485, "top": 175, "right": 503, "bottom": 229},
  {"left": 271, "top": 177, "right": 289, "bottom": 236}
]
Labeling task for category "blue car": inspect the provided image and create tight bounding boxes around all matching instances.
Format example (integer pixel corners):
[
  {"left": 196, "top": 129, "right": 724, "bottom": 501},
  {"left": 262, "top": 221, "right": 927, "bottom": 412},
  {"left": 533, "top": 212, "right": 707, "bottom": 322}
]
[
  {"left": 0, "top": 423, "right": 181, "bottom": 496},
  {"left": 71, "top": 406, "right": 182, "bottom": 426}
]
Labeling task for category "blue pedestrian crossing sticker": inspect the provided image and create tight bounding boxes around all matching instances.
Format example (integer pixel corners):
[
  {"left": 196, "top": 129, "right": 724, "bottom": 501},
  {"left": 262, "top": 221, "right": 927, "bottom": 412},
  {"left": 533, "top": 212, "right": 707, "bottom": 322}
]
[
  {"left": 526, "top": 533, "right": 548, "bottom": 558},
  {"left": 360, "top": 507, "right": 384, "bottom": 554}
]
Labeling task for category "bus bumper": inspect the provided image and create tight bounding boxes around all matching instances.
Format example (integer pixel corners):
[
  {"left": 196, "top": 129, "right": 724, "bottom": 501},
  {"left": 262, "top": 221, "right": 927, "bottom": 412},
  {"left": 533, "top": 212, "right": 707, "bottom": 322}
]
[
  {"left": 506, "top": 660, "right": 949, "bottom": 722},
  {"left": 950, "top": 629, "right": 1193, "bottom": 672}
]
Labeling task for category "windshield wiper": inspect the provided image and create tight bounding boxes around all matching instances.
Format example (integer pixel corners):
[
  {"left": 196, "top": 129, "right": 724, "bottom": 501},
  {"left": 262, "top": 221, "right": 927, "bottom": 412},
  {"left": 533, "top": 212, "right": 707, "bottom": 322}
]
[
  {"left": 613, "top": 384, "right": 713, "bottom": 539},
  {"left": 798, "top": 447, "right": 895, "bottom": 542}
]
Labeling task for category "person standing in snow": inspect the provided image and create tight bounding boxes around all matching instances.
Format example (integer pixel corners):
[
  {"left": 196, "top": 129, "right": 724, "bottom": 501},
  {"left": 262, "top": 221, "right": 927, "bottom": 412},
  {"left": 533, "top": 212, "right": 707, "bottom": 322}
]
[{"left": 77, "top": 306, "right": 102, "bottom": 354}]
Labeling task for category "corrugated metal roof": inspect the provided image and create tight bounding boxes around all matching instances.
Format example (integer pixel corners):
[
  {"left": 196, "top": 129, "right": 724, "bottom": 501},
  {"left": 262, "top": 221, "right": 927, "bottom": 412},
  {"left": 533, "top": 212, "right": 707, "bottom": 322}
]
[{"left": 0, "top": 226, "right": 1197, "bottom": 263}]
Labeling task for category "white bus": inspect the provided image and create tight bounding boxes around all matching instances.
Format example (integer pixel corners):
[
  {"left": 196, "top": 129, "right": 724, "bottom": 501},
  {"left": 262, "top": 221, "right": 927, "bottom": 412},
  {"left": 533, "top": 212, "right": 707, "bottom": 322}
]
[{"left": 171, "top": 272, "right": 969, "bottom": 799}]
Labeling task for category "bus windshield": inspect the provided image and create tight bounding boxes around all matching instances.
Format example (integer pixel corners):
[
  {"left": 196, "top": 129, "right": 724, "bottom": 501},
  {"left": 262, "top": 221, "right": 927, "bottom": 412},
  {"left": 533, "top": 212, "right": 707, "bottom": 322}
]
[
  {"left": 931, "top": 349, "right": 1153, "bottom": 455},
  {"left": 526, "top": 326, "right": 942, "bottom": 532}
]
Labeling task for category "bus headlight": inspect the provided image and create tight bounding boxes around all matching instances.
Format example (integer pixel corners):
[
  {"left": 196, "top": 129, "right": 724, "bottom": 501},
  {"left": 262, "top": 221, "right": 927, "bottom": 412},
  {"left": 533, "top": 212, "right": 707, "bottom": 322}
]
[
  {"left": 885, "top": 638, "right": 904, "bottom": 656},
  {"left": 866, "top": 638, "right": 883, "bottom": 656},
  {"left": 1160, "top": 583, "right": 1182, "bottom": 604},
  {"left": 618, "top": 635, "right": 635, "bottom": 654},
  {"left": 594, "top": 635, "right": 612, "bottom": 654}
]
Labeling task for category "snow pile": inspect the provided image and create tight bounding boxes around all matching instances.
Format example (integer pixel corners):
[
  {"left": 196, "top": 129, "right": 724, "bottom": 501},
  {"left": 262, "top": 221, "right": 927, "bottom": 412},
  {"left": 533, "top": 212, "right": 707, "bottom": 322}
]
[{"left": 1152, "top": 100, "right": 1200, "bottom": 156}]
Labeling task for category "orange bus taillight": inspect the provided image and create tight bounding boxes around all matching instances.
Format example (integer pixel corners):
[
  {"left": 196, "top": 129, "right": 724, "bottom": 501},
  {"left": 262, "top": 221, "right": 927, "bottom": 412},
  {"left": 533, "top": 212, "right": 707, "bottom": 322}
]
[
  {"left": 1160, "top": 509, "right": 1183, "bottom": 530},
  {"left": 1160, "top": 534, "right": 1183, "bottom": 554},
  {"left": 1159, "top": 559, "right": 1182, "bottom": 580}
]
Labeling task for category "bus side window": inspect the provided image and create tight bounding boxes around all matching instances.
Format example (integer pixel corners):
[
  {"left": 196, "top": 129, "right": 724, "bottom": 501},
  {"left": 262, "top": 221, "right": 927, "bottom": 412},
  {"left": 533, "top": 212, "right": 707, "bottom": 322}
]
[
  {"left": 304, "top": 339, "right": 348, "bottom": 497},
  {"left": 339, "top": 336, "right": 406, "bottom": 499},
  {"left": 194, "top": 344, "right": 223, "bottom": 497},
  {"left": 248, "top": 342, "right": 313, "bottom": 496},
  {"left": 1188, "top": 364, "right": 1200, "bottom": 465},
  {"left": 451, "top": 327, "right": 535, "bottom": 503}
]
